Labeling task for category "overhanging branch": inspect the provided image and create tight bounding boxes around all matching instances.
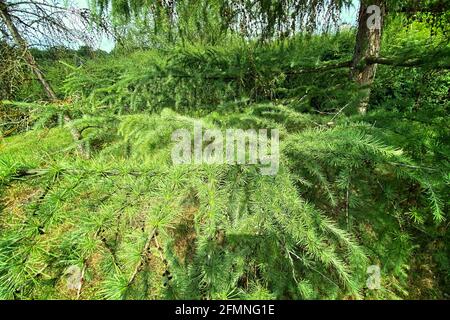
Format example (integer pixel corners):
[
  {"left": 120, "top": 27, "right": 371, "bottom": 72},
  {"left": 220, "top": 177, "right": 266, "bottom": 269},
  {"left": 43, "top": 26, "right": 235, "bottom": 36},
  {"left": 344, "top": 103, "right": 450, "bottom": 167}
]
[{"left": 366, "top": 56, "right": 450, "bottom": 69}]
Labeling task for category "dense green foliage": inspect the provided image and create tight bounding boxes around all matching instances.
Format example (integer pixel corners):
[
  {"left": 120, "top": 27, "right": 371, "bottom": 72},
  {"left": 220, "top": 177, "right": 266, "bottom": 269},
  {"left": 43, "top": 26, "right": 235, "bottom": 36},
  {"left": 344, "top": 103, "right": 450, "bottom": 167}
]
[{"left": 0, "top": 2, "right": 449, "bottom": 300}]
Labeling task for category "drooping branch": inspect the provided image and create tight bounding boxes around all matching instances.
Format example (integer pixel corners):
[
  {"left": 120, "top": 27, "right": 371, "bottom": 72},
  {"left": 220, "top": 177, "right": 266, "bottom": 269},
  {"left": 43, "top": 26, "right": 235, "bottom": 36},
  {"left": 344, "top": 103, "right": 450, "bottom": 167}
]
[
  {"left": 0, "top": 0, "right": 91, "bottom": 156},
  {"left": 128, "top": 228, "right": 157, "bottom": 287},
  {"left": 285, "top": 60, "right": 353, "bottom": 75},
  {"left": 0, "top": 0, "right": 57, "bottom": 100},
  {"left": 366, "top": 56, "right": 450, "bottom": 69},
  {"left": 160, "top": 56, "right": 448, "bottom": 82}
]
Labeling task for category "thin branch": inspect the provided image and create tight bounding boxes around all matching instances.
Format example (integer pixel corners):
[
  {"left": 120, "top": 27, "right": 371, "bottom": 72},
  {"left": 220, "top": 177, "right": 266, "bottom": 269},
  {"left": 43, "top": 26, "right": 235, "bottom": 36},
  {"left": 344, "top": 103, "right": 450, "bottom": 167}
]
[
  {"left": 128, "top": 228, "right": 157, "bottom": 287},
  {"left": 366, "top": 56, "right": 450, "bottom": 69}
]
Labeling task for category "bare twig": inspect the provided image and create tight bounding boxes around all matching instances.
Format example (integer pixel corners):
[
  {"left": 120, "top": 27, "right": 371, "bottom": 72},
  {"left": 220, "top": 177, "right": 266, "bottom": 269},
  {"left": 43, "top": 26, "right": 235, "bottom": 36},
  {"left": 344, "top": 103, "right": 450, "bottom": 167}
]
[{"left": 128, "top": 228, "right": 157, "bottom": 287}]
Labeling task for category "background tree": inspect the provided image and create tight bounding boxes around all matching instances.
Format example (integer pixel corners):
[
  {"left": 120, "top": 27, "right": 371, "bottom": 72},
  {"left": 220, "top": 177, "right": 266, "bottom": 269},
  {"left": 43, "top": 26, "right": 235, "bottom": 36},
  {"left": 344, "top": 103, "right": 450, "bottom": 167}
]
[
  {"left": 0, "top": 0, "right": 110, "bottom": 155},
  {"left": 89, "top": 0, "right": 449, "bottom": 113},
  {"left": 0, "top": 0, "right": 110, "bottom": 99},
  {"left": 350, "top": 0, "right": 384, "bottom": 113}
]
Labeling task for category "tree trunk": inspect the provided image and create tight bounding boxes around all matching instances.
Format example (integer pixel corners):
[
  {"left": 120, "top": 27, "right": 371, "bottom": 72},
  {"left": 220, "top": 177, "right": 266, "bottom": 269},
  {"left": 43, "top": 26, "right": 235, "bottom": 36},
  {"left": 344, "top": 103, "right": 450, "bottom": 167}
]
[
  {"left": 0, "top": 1, "right": 57, "bottom": 100},
  {"left": 0, "top": 0, "right": 87, "bottom": 157},
  {"left": 351, "top": 0, "right": 385, "bottom": 114}
]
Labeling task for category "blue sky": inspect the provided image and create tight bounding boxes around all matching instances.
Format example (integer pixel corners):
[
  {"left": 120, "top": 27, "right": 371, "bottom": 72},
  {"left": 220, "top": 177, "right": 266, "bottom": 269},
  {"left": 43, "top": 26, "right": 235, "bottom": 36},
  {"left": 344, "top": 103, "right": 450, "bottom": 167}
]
[
  {"left": 341, "top": 1, "right": 359, "bottom": 25},
  {"left": 73, "top": 0, "right": 115, "bottom": 52}
]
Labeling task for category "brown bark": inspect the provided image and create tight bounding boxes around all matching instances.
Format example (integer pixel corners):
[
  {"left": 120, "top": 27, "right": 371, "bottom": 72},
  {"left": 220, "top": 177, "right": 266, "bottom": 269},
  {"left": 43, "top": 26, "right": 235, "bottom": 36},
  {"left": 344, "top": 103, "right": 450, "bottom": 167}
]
[
  {"left": 0, "top": 1, "right": 57, "bottom": 100},
  {"left": 351, "top": 0, "right": 385, "bottom": 114},
  {"left": 0, "top": 0, "right": 87, "bottom": 157}
]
